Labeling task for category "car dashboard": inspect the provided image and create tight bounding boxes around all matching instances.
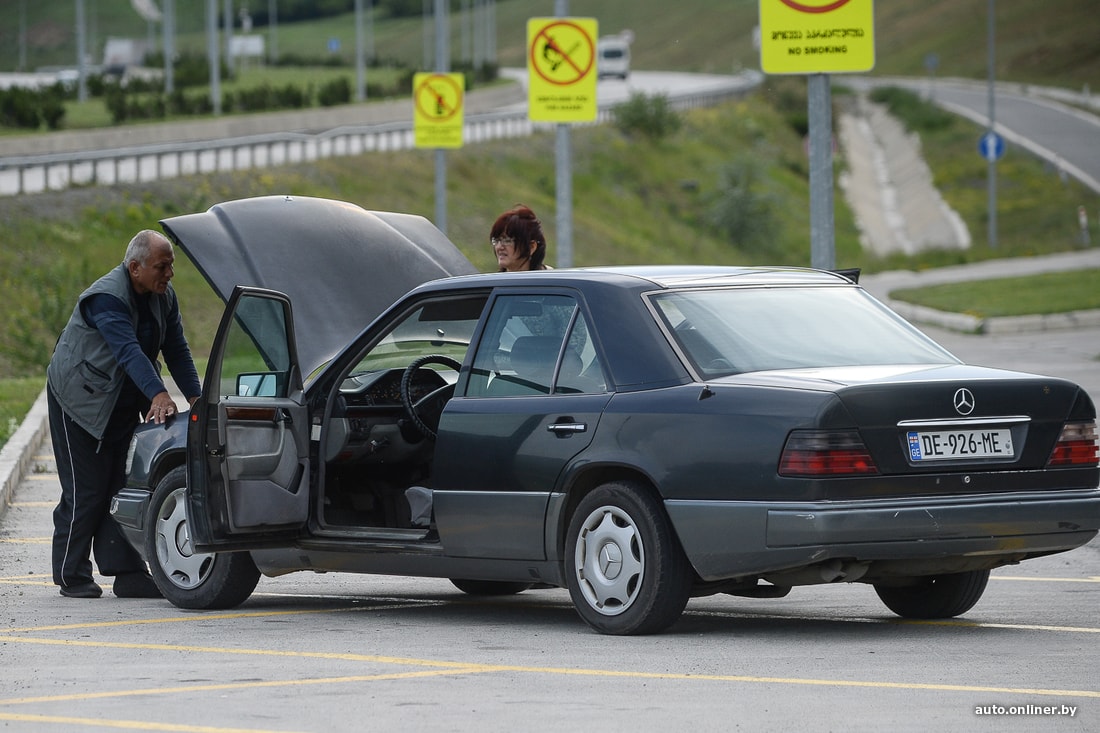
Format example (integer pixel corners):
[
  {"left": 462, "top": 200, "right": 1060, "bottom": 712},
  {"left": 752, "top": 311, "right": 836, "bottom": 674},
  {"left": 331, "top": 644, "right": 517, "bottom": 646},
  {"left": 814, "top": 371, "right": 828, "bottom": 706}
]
[{"left": 323, "top": 368, "right": 448, "bottom": 464}]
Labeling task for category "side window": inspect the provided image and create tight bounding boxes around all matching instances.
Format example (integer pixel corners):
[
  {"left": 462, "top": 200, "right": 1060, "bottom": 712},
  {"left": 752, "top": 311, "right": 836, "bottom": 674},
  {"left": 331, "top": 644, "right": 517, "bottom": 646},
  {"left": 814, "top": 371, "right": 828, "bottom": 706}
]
[
  {"left": 556, "top": 314, "right": 606, "bottom": 394},
  {"left": 219, "top": 295, "right": 292, "bottom": 398},
  {"left": 467, "top": 294, "right": 606, "bottom": 397}
]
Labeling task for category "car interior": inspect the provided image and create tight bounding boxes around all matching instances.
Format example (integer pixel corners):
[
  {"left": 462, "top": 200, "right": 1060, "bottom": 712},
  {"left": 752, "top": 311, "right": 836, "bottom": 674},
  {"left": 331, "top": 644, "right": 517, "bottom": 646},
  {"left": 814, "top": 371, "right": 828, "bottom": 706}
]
[{"left": 317, "top": 293, "right": 606, "bottom": 533}]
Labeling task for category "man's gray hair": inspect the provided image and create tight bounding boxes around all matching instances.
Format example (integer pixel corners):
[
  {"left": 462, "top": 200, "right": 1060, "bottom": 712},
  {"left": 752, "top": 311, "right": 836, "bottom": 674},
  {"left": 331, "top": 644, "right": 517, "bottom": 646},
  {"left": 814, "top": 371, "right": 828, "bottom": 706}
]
[{"left": 124, "top": 229, "right": 170, "bottom": 266}]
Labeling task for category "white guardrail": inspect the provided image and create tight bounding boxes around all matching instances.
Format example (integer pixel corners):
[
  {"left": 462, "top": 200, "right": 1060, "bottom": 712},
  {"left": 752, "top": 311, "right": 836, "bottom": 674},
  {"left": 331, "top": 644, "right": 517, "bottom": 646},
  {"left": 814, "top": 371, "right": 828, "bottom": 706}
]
[{"left": 0, "top": 74, "right": 761, "bottom": 197}]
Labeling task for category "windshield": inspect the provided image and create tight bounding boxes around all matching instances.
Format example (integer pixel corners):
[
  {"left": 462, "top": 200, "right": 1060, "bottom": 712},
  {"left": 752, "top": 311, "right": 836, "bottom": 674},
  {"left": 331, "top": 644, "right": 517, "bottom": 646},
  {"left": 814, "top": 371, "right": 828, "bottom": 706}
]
[{"left": 649, "top": 286, "right": 959, "bottom": 378}]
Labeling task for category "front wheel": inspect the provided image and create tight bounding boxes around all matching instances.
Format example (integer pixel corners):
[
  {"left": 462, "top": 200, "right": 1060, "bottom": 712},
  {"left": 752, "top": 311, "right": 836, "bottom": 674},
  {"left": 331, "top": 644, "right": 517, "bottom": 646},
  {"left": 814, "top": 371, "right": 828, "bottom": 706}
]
[
  {"left": 564, "top": 480, "right": 692, "bottom": 635},
  {"left": 874, "top": 569, "right": 990, "bottom": 619},
  {"left": 145, "top": 465, "right": 261, "bottom": 609}
]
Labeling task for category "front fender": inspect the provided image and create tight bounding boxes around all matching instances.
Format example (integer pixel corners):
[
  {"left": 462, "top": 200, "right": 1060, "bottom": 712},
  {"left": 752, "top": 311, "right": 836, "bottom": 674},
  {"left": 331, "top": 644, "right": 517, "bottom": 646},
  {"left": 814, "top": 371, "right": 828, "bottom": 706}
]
[{"left": 126, "top": 411, "right": 189, "bottom": 490}]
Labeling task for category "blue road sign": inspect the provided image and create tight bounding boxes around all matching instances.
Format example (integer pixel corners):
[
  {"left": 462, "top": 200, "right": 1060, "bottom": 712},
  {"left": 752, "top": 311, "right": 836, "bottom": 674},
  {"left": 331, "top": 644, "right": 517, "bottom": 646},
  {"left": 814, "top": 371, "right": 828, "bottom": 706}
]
[{"left": 979, "top": 131, "right": 1005, "bottom": 161}]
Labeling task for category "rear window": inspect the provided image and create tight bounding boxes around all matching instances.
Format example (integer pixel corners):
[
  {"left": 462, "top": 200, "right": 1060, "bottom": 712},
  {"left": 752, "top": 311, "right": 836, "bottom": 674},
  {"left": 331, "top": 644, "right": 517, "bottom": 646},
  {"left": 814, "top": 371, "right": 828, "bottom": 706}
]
[{"left": 649, "top": 286, "right": 959, "bottom": 378}]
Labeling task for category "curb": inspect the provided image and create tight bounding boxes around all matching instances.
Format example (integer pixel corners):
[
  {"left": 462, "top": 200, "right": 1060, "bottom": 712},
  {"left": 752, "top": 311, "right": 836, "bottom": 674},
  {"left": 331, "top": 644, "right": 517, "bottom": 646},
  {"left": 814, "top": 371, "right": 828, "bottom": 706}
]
[
  {"left": 882, "top": 300, "right": 1100, "bottom": 335},
  {"left": 0, "top": 387, "right": 48, "bottom": 521}
]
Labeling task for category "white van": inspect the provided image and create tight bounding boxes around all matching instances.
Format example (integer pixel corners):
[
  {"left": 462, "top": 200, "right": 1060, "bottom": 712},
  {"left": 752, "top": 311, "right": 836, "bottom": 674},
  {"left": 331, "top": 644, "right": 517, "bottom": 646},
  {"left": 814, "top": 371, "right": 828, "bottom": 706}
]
[{"left": 597, "top": 36, "right": 631, "bottom": 80}]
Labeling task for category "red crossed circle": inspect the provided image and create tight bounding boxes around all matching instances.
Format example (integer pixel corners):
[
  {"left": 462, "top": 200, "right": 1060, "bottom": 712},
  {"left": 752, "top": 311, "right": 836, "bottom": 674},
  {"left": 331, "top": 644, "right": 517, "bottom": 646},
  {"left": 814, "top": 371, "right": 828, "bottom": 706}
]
[{"left": 778, "top": 0, "right": 852, "bottom": 12}]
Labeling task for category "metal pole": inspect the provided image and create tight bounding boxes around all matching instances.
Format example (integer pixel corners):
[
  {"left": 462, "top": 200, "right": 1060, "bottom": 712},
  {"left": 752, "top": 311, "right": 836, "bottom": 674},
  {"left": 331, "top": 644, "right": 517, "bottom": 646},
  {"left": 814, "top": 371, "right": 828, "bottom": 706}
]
[
  {"left": 987, "top": 0, "right": 997, "bottom": 248},
  {"left": 163, "top": 0, "right": 174, "bottom": 94},
  {"left": 434, "top": 0, "right": 449, "bottom": 235},
  {"left": 207, "top": 0, "right": 221, "bottom": 114},
  {"left": 355, "top": 0, "right": 366, "bottom": 101},
  {"left": 554, "top": 0, "right": 573, "bottom": 268},
  {"left": 75, "top": 0, "right": 88, "bottom": 102},
  {"left": 808, "top": 73, "right": 835, "bottom": 270},
  {"left": 268, "top": 0, "right": 278, "bottom": 64},
  {"left": 19, "top": 0, "right": 27, "bottom": 71},
  {"left": 423, "top": 0, "right": 432, "bottom": 71}
]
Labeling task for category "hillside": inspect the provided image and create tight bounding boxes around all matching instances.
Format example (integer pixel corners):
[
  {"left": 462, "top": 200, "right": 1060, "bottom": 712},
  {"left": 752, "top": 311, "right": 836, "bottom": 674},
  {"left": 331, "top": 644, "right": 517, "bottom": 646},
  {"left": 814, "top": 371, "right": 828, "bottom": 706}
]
[{"left": 0, "top": 0, "right": 1096, "bottom": 89}]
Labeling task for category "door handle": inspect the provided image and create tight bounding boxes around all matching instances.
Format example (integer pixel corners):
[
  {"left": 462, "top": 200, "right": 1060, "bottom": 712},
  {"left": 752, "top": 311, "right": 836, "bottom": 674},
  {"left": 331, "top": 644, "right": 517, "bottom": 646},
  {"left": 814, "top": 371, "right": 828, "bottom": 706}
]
[{"left": 547, "top": 421, "right": 586, "bottom": 435}]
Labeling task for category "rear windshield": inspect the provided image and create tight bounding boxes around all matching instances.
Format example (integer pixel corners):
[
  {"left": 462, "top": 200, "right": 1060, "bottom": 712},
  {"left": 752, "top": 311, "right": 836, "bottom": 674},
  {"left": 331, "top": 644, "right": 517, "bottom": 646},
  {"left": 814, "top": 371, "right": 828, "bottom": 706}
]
[{"left": 649, "top": 286, "right": 959, "bottom": 378}]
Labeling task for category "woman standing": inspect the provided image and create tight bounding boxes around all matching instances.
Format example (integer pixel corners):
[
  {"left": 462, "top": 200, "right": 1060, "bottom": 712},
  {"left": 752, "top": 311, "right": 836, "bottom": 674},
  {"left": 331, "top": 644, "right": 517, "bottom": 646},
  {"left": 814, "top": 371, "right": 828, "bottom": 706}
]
[{"left": 490, "top": 204, "right": 551, "bottom": 271}]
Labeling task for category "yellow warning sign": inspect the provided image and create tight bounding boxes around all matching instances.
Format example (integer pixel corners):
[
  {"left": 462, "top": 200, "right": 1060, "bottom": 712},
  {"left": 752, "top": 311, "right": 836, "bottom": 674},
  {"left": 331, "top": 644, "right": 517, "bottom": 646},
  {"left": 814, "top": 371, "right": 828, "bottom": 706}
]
[
  {"left": 413, "top": 72, "right": 464, "bottom": 149},
  {"left": 759, "top": 0, "right": 875, "bottom": 75},
  {"left": 527, "top": 17, "right": 598, "bottom": 123}
]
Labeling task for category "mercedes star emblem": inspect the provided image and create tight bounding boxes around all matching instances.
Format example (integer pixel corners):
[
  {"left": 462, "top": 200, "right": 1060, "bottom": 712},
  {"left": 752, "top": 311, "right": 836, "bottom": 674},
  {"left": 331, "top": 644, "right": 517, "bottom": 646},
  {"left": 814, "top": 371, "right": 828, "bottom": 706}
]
[{"left": 953, "top": 387, "right": 975, "bottom": 416}]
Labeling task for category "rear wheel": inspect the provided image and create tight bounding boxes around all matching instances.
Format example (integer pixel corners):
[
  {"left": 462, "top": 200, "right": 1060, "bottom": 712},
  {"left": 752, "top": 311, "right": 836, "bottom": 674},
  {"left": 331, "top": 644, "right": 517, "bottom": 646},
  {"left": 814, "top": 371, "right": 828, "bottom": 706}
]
[
  {"left": 450, "top": 579, "right": 533, "bottom": 596},
  {"left": 145, "top": 466, "right": 261, "bottom": 610},
  {"left": 564, "top": 480, "right": 692, "bottom": 635},
  {"left": 874, "top": 569, "right": 990, "bottom": 619}
]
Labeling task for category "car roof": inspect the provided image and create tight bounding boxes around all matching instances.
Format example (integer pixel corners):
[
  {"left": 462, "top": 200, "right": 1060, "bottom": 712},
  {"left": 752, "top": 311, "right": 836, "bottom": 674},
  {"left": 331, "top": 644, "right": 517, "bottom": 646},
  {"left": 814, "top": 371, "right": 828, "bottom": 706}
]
[
  {"left": 161, "top": 195, "right": 478, "bottom": 376},
  {"left": 415, "top": 264, "right": 859, "bottom": 293}
]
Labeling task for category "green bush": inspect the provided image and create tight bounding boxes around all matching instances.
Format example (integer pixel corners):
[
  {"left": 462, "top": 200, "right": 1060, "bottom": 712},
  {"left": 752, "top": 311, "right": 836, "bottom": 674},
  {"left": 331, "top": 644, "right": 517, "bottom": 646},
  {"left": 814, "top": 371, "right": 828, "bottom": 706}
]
[
  {"left": 706, "top": 156, "right": 781, "bottom": 253},
  {"left": 0, "top": 86, "right": 46, "bottom": 129},
  {"left": 318, "top": 77, "right": 352, "bottom": 107},
  {"left": 612, "top": 92, "right": 682, "bottom": 140},
  {"left": 870, "top": 86, "right": 956, "bottom": 133}
]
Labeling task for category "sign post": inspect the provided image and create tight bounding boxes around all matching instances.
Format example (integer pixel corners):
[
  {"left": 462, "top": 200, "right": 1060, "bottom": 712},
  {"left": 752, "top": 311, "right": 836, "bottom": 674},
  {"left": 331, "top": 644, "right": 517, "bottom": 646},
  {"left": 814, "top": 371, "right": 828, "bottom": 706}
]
[
  {"left": 759, "top": 0, "right": 875, "bottom": 270},
  {"left": 527, "top": 13, "right": 598, "bottom": 268}
]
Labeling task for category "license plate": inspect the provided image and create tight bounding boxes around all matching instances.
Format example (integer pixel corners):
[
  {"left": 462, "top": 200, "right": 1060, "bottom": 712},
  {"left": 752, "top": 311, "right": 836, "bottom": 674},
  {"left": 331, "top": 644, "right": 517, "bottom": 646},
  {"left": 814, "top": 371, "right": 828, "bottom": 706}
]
[{"left": 907, "top": 429, "right": 1014, "bottom": 461}]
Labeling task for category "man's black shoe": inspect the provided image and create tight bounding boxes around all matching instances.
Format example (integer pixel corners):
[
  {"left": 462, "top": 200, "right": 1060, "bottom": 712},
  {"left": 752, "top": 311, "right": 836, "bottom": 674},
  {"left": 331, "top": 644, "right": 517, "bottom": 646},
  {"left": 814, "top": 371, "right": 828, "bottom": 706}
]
[
  {"left": 59, "top": 581, "right": 103, "bottom": 598},
  {"left": 112, "top": 572, "right": 163, "bottom": 599}
]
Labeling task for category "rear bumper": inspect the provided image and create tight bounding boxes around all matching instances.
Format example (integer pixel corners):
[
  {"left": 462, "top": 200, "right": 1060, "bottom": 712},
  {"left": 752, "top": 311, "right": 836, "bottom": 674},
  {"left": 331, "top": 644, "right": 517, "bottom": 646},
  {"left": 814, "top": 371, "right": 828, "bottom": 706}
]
[{"left": 666, "top": 489, "right": 1100, "bottom": 582}]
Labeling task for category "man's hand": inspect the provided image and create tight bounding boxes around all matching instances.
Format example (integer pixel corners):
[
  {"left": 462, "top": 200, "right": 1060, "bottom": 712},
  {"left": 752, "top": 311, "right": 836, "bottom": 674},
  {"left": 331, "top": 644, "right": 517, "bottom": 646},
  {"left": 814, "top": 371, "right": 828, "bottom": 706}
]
[{"left": 146, "top": 391, "right": 180, "bottom": 424}]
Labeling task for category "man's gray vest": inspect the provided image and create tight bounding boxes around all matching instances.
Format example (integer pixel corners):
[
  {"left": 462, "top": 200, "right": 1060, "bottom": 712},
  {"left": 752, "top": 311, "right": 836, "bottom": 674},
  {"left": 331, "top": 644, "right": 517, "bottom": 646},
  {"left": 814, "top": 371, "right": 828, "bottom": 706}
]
[{"left": 47, "top": 263, "right": 176, "bottom": 440}]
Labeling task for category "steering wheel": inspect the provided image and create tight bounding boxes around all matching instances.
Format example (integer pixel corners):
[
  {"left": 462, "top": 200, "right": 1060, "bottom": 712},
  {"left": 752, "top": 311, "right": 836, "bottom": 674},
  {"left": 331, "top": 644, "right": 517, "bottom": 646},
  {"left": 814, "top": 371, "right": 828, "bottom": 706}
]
[{"left": 400, "top": 354, "right": 462, "bottom": 441}]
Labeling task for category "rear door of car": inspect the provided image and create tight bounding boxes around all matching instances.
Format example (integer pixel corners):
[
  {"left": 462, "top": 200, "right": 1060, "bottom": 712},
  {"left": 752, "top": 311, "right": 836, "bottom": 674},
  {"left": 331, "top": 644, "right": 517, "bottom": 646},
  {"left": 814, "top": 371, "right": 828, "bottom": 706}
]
[
  {"left": 186, "top": 286, "right": 311, "bottom": 551},
  {"left": 431, "top": 291, "right": 612, "bottom": 560}
]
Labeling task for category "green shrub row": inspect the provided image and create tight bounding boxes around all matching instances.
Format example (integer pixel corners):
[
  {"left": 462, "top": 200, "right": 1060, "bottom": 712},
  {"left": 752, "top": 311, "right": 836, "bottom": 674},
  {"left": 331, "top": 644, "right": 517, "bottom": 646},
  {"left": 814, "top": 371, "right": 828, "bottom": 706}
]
[{"left": 0, "top": 85, "right": 66, "bottom": 130}]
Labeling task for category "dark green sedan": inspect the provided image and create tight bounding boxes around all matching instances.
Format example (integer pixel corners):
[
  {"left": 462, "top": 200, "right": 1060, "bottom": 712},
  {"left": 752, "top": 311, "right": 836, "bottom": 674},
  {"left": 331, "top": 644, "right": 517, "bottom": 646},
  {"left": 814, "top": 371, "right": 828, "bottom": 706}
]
[{"left": 113, "top": 196, "right": 1100, "bottom": 635}]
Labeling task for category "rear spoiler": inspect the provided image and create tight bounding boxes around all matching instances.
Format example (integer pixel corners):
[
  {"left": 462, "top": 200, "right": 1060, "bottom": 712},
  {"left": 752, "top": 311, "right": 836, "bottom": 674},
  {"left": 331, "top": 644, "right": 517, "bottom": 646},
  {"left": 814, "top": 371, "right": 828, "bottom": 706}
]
[{"left": 832, "top": 268, "right": 861, "bottom": 283}]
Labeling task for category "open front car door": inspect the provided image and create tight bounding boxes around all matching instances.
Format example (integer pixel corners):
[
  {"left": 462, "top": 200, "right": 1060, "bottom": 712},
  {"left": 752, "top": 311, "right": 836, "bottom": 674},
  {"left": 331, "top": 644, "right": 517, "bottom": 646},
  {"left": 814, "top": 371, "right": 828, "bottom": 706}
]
[{"left": 187, "top": 286, "right": 311, "bottom": 551}]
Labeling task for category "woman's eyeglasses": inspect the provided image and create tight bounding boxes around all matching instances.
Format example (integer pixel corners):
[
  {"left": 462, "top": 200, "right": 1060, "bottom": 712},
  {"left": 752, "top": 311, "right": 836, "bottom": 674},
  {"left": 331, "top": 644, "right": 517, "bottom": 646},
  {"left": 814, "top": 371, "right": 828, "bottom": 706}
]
[{"left": 491, "top": 236, "right": 515, "bottom": 248}]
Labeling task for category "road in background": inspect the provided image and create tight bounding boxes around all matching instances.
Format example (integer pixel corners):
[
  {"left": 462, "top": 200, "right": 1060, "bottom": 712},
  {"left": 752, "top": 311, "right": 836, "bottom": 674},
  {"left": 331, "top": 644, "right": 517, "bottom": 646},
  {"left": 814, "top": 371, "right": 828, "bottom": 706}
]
[{"left": 851, "top": 76, "right": 1100, "bottom": 195}]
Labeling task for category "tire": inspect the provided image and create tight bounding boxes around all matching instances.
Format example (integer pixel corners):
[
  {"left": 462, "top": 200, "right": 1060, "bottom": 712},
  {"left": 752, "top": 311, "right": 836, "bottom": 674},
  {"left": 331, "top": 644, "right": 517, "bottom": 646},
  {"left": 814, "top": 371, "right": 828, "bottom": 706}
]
[
  {"left": 450, "top": 579, "right": 533, "bottom": 596},
  {"left": 145, "top": 465, "right": 261, "bottom": 610},
  {"left": 564, "top": 480, "right": 692, "bottom": 635},
  {"left": 874, "top": 569, "right": 990, "bottom": 619}
]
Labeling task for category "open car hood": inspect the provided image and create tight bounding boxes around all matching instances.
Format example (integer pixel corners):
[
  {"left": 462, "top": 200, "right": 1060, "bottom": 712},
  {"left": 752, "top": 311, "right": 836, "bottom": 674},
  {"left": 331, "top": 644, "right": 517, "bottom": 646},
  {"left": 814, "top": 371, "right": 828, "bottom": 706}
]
[{"left": 161, "top": 195, "right": 478, "bottom": 376}]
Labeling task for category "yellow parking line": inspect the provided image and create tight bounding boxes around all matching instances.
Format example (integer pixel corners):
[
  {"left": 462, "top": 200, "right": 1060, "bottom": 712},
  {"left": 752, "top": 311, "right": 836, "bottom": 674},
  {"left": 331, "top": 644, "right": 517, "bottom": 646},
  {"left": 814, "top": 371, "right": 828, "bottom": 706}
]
[
  {"left": 0, "top": 711, "right": 308, "bottom": 733},
  {"left": 0, "top": 634, "right": 1095, "bottom": 702},
  {"left": 4, "top": 601, "right": 444, "bottom": 633},
  {"left": 0, "top": 667, "right": 489, "bottom": 707},
  {"left": 992, "top": 575, "right": 1100, "bottom": 583}
]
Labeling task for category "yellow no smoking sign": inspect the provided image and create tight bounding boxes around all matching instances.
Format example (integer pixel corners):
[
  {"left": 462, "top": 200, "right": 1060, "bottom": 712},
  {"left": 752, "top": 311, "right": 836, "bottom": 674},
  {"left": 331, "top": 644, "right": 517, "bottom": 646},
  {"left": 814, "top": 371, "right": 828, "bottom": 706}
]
[
  {"left": 527, "top": 17, "right": 598, "bottom": 123},
  {"left": 759, "top": 0, "right": 875, "bottom": 74},
  {"left": 413, "top": 72, "right": 464, "bottom": 149}
]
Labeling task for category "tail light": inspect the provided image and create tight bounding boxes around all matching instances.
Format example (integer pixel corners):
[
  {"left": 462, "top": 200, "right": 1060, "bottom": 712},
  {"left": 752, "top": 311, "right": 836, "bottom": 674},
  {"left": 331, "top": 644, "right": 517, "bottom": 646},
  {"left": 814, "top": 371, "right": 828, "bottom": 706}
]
[
  {"left": 1047, "top": 420, "right": 1099, "bottom": 467},
  {"left": 779, "top": 430, "right": 879, "bottom": 477}
]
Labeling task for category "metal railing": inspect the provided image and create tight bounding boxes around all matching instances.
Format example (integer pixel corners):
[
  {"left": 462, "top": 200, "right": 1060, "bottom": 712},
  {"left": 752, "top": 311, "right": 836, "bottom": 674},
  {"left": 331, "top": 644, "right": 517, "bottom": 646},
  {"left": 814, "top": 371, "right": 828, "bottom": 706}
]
[{"left": 0, "top": 78, "right": 760, "bottom": 197}]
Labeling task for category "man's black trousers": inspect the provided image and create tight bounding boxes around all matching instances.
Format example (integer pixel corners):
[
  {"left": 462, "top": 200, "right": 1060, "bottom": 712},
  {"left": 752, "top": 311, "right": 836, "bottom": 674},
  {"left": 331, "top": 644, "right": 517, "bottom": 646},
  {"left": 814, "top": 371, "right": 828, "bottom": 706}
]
[{"left": 48, "top": 387, "right": 147, "bottom": 588}]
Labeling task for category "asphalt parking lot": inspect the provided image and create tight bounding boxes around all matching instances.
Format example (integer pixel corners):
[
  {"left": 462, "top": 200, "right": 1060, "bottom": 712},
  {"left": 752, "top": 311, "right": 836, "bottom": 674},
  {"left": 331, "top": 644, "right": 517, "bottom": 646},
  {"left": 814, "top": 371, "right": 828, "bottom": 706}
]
[
  {"left": 1, "top": 428, "right": 1097, "bottom": 733},
  {"left": 3, "top": 251, "right": 1099, "bottom": 732}
]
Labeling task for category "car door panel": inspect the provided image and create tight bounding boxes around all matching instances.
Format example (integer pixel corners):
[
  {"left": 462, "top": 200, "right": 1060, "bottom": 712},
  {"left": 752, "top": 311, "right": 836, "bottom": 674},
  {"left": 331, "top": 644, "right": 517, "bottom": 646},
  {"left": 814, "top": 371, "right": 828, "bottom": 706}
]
[
  {"left": 433, "top": 393, "right": 609, "bottom": 560},
  {"left": 188, "top": 286, "right": 310, "bottom": 551},
  {"left": 219, "top": 399, "right": 309, "bottom": 529}
]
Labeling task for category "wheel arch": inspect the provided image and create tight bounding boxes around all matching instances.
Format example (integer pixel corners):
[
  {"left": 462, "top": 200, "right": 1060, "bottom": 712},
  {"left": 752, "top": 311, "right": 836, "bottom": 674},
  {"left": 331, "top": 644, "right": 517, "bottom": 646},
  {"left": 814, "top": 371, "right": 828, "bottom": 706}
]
[
  {"left": 148, "top": 446, "right": 186, "bottom": 494},
  {"left": 553, "top": 463, "right": 664, "bottom": 562}
]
